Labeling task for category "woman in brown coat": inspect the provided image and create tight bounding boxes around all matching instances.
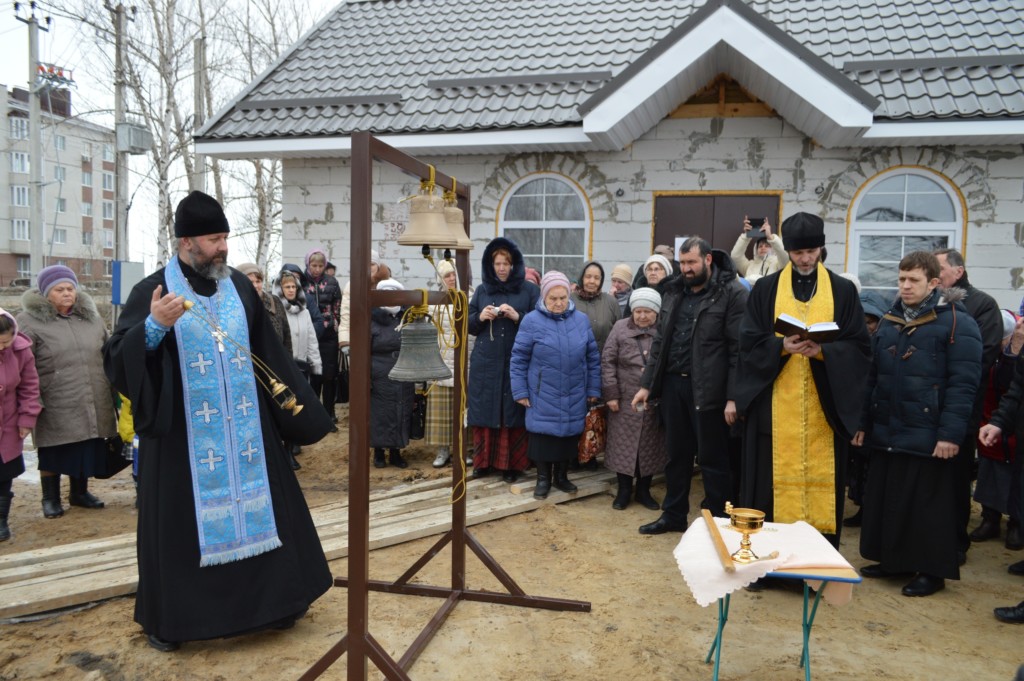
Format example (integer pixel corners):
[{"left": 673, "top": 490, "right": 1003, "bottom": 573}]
[
  {"left": 17, "top": 265, "right": 117, "bottom": 518},
  {"left": 600, "top": 288, "right": 667, "bottom": 511}
]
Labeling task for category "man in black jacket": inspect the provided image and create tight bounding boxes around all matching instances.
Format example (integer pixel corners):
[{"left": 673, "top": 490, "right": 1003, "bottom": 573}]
[
  {"left": 631, "top": 237, "right": 748, "bottom": 534},
  {"left": 936, "top": 248, "right": 1004, "bottom": 561}
]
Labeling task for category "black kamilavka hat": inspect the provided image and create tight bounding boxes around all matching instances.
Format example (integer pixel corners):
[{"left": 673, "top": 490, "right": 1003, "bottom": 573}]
[{"left": 174, "top": 190, "right": 230, "bottom": 238}]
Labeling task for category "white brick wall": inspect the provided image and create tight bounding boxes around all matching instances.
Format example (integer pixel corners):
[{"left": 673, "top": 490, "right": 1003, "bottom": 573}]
[{"left": 280, "top": 117, "right": 1024, "bottom": 307}]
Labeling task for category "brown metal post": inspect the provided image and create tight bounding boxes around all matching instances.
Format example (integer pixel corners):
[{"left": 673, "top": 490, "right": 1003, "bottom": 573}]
[{"left": 347, "top": 130, "right": 373, "bottom": 681}]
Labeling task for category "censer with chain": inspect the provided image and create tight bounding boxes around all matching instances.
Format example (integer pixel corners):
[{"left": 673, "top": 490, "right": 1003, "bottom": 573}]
[{"left": 181, "top": 299, "right": 304, "bottom": 415}]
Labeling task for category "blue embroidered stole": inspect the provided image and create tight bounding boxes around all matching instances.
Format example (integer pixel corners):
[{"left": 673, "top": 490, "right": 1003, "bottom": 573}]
[{"left": 166, "top": 259, "right": 281, "bottom": 566}]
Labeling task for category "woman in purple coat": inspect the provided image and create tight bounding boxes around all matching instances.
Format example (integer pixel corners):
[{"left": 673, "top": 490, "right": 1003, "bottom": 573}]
[
  {"left": 601, "top": 288, "right": 668, "bottom": 511},
  {"left": 511, "top": 271, "right": 601, "bottom": 499},
  {"left": 0, "top": 308, "right": 41, "bottom": 541}
]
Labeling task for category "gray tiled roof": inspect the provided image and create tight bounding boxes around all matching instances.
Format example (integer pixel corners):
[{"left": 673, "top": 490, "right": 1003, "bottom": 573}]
[{"left": 200, "top": 0, "right": 1024, "bottom": 141}]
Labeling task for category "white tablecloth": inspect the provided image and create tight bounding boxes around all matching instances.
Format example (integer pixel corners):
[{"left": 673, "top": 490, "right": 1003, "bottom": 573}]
[{"left": 673, "top": 517, "right": 856, "bottom": 607}]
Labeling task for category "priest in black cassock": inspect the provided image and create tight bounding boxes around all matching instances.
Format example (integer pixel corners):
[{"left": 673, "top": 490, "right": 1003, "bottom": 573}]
[
  {"left": 734, "top": 212, "right": 870, "bottom": 546},
  {"left": 103, "top": 191, "right": 333, "bottom": 652}
]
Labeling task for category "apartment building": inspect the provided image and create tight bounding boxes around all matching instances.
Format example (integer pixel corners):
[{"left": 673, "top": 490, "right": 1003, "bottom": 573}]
[{"left": 1, "top": 86, "right": 116, "bottom": 285}]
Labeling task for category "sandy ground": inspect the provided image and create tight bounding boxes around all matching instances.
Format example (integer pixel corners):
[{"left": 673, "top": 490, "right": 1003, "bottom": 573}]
[{"left": 3, "top": 406, "right": 1024, "bottom": 681}]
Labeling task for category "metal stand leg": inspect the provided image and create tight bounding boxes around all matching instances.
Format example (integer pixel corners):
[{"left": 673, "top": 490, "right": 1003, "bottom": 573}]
[
  {"left": 799, "top": 581, "right": 826, "bottom": 681},
  {"left": 704, "top": 593, "right": 730, "bottom": 681}
]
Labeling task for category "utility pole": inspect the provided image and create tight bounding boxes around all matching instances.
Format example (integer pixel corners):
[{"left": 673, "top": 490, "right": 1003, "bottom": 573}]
[
  {"left": 15, "top": 2, "right": 51, "bottom": 286},
  {"left": 192, "top": 36, "right": 206, "bottom": 193},
  {"left": 106, "top": 2, "right": 133, "bottom": 263}
]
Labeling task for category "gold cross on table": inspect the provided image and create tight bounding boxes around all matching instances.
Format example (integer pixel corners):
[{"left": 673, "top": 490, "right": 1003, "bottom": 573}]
[{"left": 211, "top": 329, "right": 227, "bottom": 353}]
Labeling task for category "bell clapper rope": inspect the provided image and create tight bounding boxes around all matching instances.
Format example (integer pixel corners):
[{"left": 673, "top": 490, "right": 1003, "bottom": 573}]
[{"left": 181, "top": 299, "right": 304, "bottom": 416}]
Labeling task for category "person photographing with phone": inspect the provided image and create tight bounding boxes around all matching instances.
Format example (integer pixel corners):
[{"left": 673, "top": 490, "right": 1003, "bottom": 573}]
[{"left": 731, "top": 215, "right": 789, "bottom": 285}]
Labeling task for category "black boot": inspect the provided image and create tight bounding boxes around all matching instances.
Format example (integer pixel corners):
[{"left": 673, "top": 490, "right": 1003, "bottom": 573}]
[
  {"left": 635, "top": 475, "right": 660, "bottom": 510},
  {"left": 612, "top": 474, "right": 632, "bottom": 510},
  {"left": 552, "top": 461, "right": 577, "bottom": 493},
  {"left": 373, "top": 449, "right": 387, "bottom": 468},
  {"left": 534, "top": 463, "right": 552, "bottom": 499},
  {"left": 40, "top": 475, "right": 64, "bottom": 518},
  {"left": 0, "top": 492, "right": 11, "bottom": 542},
  {"left": 389, "top": 449, "right": 408, "bottom": 469},
  {"left": 1008, "top": 519, "right": 1024, "bottom": 551},
  {"left": 69, "top": 477, "right": 104, "bottom": 509},
  {"left": 970, "top": 508, "right": 1001, "bottom": 542}
]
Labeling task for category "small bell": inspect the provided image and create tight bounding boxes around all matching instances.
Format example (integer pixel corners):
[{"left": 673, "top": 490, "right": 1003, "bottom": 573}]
[
  {"left": 444, "top": 204, "right": 474, "bottom": 251},
  {"left": 389, "top": 318, "right": 452, "bottom": 382}
]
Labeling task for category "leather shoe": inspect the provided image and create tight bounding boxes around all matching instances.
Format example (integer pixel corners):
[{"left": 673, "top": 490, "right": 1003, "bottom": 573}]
[
  {"left": 969, "top": 515, "right": 1001, "bottom": 542},
  {"left": 502, "top": 470, "right": 519, "bottom": 483},
  {"left": 994, "top": 601, "right": 1024, "bottom": 623},
  {"left": 638, "top": 516, "right": 687, "bottom": 535},
  {"left": 1008, "top": 560, "right": 1024, "bottom": 576},
  {"left": 471, "top": 467, "right": 490, "bottom": 479},
  {"left": 901, "top": 573, "right": 945, "bottom": 597},
  {"left": 147, "top": 634, "right": 181, "bottom": 652},
  {"left": 1007, "top": 522, "right": 1023, "bottom": 551}
]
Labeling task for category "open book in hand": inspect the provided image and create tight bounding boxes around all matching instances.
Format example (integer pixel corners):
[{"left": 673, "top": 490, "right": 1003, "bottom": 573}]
[{"left": 773, "top": 313, "right": 841, "bottom": 343}]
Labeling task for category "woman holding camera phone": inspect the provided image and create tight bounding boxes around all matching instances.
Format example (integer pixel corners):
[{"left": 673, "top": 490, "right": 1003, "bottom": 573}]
[
  {"left": 467, "top": 238, "right": 540, "bottom": 483},
  {"left": 731, "top": 216, "right": 789, "bottom": 284}
]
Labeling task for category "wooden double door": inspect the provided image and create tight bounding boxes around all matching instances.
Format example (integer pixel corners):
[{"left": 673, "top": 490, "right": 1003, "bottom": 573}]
[{"left": 653, "top": 193, "right": 783, "bottom": 257}]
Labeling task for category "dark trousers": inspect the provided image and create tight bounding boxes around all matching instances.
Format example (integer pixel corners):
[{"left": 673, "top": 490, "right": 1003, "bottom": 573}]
[
  {"left": 311, "top": 340, "right": 339, "bottom": 415},
  {"left": 660, "top": 374, "right": 733, "bottom": 524}
]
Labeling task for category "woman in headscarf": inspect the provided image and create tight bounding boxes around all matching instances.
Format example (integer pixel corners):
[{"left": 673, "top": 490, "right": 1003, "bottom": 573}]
[
  {"left": 237, "top": 263, "right": 292, "bottom": 357},
  {"left": 467, "top": 238, "right": 540, "bottom": 482},
  {"left": 370, "top": 278, "right": 415, "bottom": 469},
  {"left": 426, "top": 260, "right": 474, "bottom": 468},
  {"left": 571, "top": 261, "right": 621, "bottom": 353},
  {"left": 510, "top": 271, "right": 601, "bottom": 498},
  {"left": 600, "top": 288, "right": 667, "bottom": 511},
  {"left": 17, "top": 265, "right": 117, "bottom": 517}
]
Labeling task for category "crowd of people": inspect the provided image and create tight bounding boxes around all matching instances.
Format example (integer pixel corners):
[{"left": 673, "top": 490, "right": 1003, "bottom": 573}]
[{"left": 2, "top": 190, "right": 1024, "bottom": 655}]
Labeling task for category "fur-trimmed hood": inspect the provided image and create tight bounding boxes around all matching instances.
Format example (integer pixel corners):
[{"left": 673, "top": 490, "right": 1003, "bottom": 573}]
[
  {"left": 274, "top": 275, "right": 309, "bottom": 313},
  {"left": 480, "top": 237, "right": 526, "bottom": 294},
  {"left": 19, "top": 288, "right": 100, "bottom": 323}
]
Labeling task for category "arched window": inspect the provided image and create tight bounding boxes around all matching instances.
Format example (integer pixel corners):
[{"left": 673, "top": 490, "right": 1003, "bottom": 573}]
[
  {"left": 848, "top": 169, "right": 963, "bottom": 295},
  {"left": 499, "top": 174, "right": 589, "bottom": 276}
]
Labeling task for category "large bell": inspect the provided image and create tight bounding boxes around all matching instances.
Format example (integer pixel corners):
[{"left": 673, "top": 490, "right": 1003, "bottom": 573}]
[
  {"left": 398, "top": 193, "right": 459, "bottom": 249},
  {"left": 388, "top": 317, "right": 453, "bottom": 382},
  {"left": 444, "top": 204, "right": 475, "bottom": 251}
]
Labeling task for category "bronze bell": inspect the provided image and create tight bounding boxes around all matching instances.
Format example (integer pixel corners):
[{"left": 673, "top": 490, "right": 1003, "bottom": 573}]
[
  {"left": 388, "top": 318, "right": 452, "bottom": 382},
  {"left": 398, "top": 193, "right": 459, "bottom": 250}
]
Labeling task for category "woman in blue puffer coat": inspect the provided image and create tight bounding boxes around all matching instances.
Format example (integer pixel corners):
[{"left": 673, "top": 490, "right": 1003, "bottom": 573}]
[{"left": 511, "top": 271, "right": 601, "bottom": 499}]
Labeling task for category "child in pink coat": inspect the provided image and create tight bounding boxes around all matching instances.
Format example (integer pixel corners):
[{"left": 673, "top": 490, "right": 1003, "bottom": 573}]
[{"left": 0, "top": 308, "right": 42, "bottom": 541}]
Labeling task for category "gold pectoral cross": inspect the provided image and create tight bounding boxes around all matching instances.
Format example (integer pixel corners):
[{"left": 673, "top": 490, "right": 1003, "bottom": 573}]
[{"left": 211, "top": 329, "right": 227, "bottom": 353}]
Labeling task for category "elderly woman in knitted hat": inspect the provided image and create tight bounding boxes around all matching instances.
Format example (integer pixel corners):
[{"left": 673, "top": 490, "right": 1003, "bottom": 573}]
[
  {"left": 17, "top": 265, "right": 117, "bottom": 518},
  {"left": 510, "top": 271, "right": 601, "bottom": 497},
  {"left": 600, "top": 287, "right": 668, "bottom": 511},
  {"left": 608, "top": 263, "right": 633, "bottom": 317}
]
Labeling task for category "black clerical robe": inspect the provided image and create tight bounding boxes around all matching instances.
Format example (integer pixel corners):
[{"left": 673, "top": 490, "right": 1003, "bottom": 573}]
[
  {"left": 734, "top": 265, "right": 870, "bottom": 542},
  {"left": 103, "top": 260, "right": 333, "bottom": 642}
]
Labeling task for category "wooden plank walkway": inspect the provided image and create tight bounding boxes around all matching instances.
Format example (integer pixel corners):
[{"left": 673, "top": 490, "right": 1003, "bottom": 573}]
[{"left": 0, "top": 469, "right": 614, "bottom": 619}]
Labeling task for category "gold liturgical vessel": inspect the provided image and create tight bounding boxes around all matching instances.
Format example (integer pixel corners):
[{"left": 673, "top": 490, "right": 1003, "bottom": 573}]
[{"left": 724, "top": 501, "right": 767, "bottom": 564}]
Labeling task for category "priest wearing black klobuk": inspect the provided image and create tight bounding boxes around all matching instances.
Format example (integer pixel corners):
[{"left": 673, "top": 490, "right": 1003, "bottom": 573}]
[
  {"left": 734, "top": 212, "right": 870, "bottom": 546},
  {"left": 103, "top": 191, "right": 333, "bottom": 651}
]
